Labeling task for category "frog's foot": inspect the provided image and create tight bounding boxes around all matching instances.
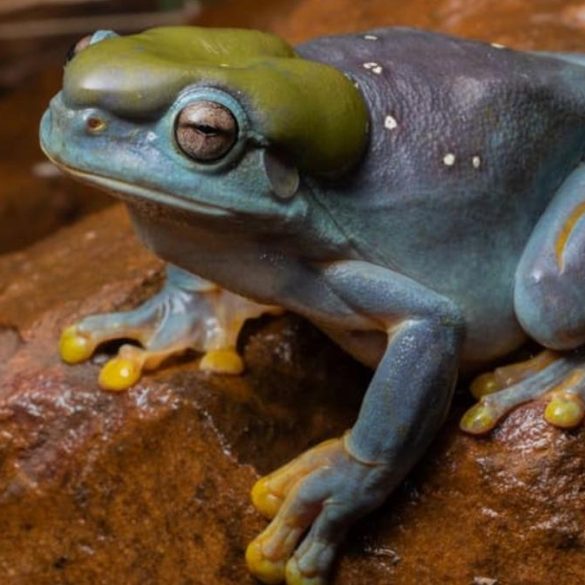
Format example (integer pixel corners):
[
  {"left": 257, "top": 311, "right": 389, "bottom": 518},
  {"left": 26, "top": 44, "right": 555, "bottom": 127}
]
[
  {"left": 470, "top": 349, "right": 560, "bottom": 399},
  {"left": 60, "top": 268, "right": 282, "bottom": 390},
  {"left": 246, "top": 436, "right": 390, "bottom": 585},
  {"left": 461, "top": 349, "right": 585, "bottom": 434}
]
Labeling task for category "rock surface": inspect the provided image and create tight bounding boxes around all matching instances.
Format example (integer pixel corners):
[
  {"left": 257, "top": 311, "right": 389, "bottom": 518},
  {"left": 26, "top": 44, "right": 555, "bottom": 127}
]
[{"left": 2, "top": 1, "right": 585, "bottom": 584}]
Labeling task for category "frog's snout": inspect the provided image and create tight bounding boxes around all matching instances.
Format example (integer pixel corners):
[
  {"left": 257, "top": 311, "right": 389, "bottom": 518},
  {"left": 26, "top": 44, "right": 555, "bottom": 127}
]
[{"left": 40, "top": 92, "right": 112, "bottom": 170}]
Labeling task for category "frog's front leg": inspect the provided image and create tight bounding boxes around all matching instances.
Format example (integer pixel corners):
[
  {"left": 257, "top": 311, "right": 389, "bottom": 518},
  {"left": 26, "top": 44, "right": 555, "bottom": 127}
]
[
  {"left": 60, "top": 264, "right": 282, "bottom": 390},
  {"left": 246, "top": 261, "right": 463, "bottom": 585}
]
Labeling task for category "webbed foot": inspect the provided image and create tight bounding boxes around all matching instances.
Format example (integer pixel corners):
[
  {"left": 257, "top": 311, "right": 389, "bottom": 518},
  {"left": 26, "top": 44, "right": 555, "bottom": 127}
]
[
  {"left": 461, "top": 348, "right": 585, "bottom": 434},
  {"left": 60, "top": 266, "right": 281, "bottom": 390},
  {"left": 247, "top": 435, "right": 390, "bottom": 585},
  {"left": 469, "top": 350, "right": 559, "bottom": 399}
]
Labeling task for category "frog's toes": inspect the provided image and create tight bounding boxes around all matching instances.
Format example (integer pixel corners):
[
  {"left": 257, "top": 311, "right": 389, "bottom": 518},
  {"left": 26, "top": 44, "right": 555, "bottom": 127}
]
[
  {"left": 247, "top": 481, "right": 351, "bottom": 585},
  {"left": 248, "top": 437, "right": 388, "bottom": 584},
  {"left": 98, "top": 341, "right": 197, "bottom": 391},
  {"left": 459, "top": 399, "right": 503, "bottom": 434},
  {"left": 59, "top": 325, "right": 96, "bottom": 364},
  {"left": 199, "top": 348, "right": 244, "bottom": 375},
  {"left": 544, "top": 391, "right": 585, "bottom": 428},
  {"left": 285, "top": 537, "right": 334, "bottom": 585},
  {"left": 251, "top": 439, "right": 340, "bottom": 520},
  {"left": 60, "top": 302, "right": 163, "bottom": 367},
  {"left": 246, "top": 488, "right": 333, "bottom": 585},
  {"left": 470, "top": 350, "right": 559, "bottom": 399},
  {"left": 245, "top": 535, "right": 288, "bottom": 584},
  {"left": 251, "top": 476, "right": 286, "bottom": 520},
  {"left": 462, "top": 351, "right": 585, "bottom": 433},
  {"left": 98, "top": 346, "right": 145, "bottom": 391}
]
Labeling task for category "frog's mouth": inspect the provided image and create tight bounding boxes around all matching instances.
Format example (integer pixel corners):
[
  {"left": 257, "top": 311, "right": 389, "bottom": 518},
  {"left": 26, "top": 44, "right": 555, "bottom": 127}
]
[{"left": 41, "top": 150, "right": 232, "bottom": 218}]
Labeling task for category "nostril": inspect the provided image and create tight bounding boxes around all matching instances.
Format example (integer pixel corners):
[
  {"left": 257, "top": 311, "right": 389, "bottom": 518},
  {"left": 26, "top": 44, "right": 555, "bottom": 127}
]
[{"left": 86, "top": 116, "right": 106, "bottom": 134}]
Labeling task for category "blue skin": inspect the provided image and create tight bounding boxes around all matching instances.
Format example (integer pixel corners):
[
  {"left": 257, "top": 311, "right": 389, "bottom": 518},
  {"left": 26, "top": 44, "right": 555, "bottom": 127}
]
[{"left": 40, "top": 26, "right": 585, "bottom": 584}]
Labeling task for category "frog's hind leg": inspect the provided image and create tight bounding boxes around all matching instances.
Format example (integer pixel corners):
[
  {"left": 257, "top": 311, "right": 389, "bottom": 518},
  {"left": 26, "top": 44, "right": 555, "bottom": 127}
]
[
  {"left": 60, "top": 264, "right": 282, "bottom": 391},
  {"left": 461, "top": 350, "right": 585, "bottom": 433},
  {"left": 463, "top": 163, "right": 585, "bottom": 434}
]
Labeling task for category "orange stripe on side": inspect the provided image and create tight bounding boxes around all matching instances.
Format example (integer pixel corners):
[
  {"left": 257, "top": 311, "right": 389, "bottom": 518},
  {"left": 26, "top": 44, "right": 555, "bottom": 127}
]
[{"left": 555, "top": 201, "right": 585, "bottom": 270}]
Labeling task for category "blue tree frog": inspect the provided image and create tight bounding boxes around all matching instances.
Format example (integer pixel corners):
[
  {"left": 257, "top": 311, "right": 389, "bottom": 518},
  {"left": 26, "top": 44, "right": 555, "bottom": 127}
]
[{"left": 40, "top": 26, "right": 585, "bottom": 585}]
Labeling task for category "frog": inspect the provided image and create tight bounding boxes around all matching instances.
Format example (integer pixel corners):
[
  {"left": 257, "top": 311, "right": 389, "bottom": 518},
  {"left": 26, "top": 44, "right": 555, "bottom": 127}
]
[{"left": 39, "top": 25, "right": 585, "bottom": 585}]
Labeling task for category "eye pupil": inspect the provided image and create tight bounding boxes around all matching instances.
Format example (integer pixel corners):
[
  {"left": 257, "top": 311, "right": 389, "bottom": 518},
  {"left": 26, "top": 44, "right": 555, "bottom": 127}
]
[
  {"left": 175, "top": 101, "right": 238, "bottom": 162},
  {"left": 194, "top": 124, "right": 218, "bottom": 136}
]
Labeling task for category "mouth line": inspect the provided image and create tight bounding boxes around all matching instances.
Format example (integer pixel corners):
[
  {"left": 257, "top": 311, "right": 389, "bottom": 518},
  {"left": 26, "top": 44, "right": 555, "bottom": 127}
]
[{"left": 40, "top": 147, "right": 231, "bottom": 218}]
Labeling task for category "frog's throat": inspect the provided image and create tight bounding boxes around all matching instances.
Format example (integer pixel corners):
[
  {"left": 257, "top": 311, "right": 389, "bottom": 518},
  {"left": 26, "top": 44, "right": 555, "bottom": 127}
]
[
  {"left": 64, "top": 26, "right": 369, "bottom": 177},
  {"left": 43, "top": 153, "right": 231, "bottom": 218}
]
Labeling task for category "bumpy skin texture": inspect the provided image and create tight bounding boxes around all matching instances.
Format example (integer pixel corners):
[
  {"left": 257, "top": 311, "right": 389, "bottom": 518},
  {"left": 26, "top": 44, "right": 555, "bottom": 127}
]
[{"left": 40, "top": 26, "right": 585, "bottom": 584}]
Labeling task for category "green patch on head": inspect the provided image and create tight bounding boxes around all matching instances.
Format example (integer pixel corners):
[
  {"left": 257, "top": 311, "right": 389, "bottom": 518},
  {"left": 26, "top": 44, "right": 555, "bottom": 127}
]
[{"left": 64, "top": 27, "right": 368, "bottom": 175}]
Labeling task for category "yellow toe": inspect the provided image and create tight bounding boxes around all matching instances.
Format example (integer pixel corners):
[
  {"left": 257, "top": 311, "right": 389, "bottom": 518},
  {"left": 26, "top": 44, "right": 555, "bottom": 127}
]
[
  {"left": 59, "top": 326, "right": 94, "bottom": 364},
  {"left": 251, "top": 478, "right": 282, "bottom": 519},
  {"left": 199, "top": 349, "right": 244, "bottom": 375},
  {"left": 98, "top": 357, "right": 141, "bottom": 392},
  {"left": 470, "top": 373, "right": 500, "bottom": 399},
  {"left": 286, "top": 559, "right": 325, "bottom": 585},
  {"left": 245, "top": 540, "right": 285, "bottom": 585},
  {"left": 460, "top": 402, "right": 499, "bottom": 435},
  {"left": 544, "top": 394, "right": 585, "bottom": 429}
]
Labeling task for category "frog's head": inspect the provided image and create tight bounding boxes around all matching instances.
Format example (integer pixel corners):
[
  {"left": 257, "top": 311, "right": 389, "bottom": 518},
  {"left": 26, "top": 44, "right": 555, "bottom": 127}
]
[{"left": 40, "top": 27, "right": 368, "bottom": 227}]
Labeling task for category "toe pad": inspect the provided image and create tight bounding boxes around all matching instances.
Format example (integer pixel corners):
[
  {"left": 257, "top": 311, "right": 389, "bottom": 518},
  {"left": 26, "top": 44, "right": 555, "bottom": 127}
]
[
  {"left": 99, "top": 357, "right": 142, "bottom": 392},
  {"left": 59, "top": 326, "right": 94, "bottom": 364},
  {"left": 199, "top": 349, "right": 244, "bottom": 375}
]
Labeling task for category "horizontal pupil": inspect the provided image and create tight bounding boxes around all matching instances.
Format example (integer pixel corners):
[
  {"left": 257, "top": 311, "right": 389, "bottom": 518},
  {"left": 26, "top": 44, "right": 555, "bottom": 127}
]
[{"left": 193, "top": 124, "right": 219, "bottom": 135}]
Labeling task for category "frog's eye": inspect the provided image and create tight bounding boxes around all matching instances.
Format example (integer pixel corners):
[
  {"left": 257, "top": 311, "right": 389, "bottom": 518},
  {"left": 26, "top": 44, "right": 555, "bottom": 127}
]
[
  {"left": 65, "top": 35, "right": 93, "bottom": 65},
  {"left": 175, "top": 101, "right": 238, "bottom": 162}
]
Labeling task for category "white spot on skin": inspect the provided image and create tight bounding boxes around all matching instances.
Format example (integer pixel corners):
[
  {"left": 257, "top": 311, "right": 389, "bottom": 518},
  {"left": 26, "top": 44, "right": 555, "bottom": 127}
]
[
  {"left": 364, "top": 34, "right": 378, "bottom": 41},
  {"left": 472, "top": 156, "right": 481, "bottom": 169},
  {"left": 384, "top": 115, "right": 398, "bottom": 130},
  {"left": 491, "top": 42, "right": 505, "bottom": 49},
  {"left": 443, "top": 153, "right": 456, "bottom": 166},
  {"left": 363, "top": 62, "right": 383, "bottom": 75}
]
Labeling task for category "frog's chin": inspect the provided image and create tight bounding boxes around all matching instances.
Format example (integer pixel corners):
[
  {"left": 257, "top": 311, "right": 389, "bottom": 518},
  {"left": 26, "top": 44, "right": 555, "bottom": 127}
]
[{"left": 41, "top": 153, "right": 232, "bottom": 219}]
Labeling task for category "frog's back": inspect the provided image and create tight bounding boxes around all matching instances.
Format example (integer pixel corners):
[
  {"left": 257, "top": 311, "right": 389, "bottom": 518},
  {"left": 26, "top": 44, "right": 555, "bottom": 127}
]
[
  {"left": 297, "top": 28, "right": 585, "bottom": 364},
  {"left": 297, "top": 28, "right": 585, "bottom": 205}
]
